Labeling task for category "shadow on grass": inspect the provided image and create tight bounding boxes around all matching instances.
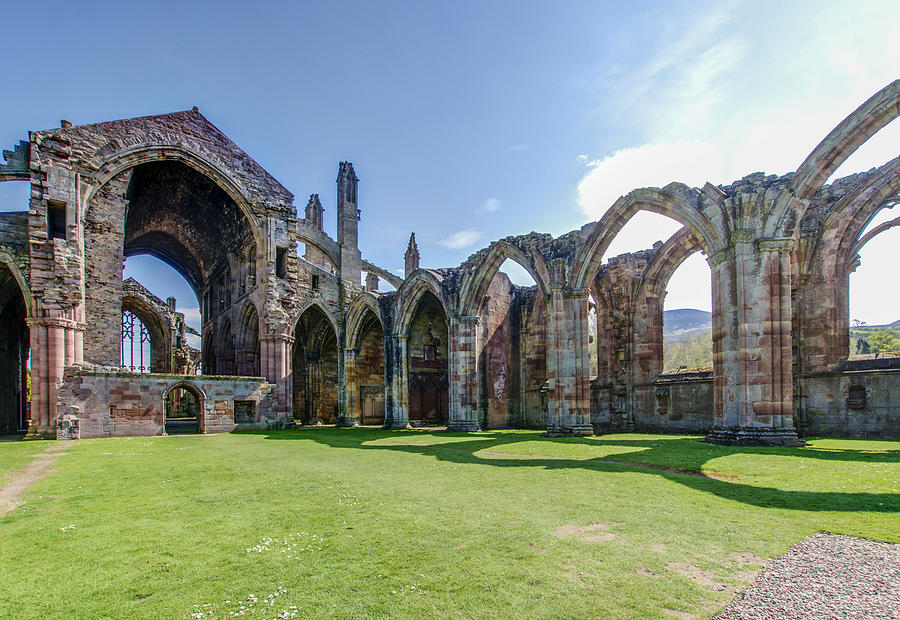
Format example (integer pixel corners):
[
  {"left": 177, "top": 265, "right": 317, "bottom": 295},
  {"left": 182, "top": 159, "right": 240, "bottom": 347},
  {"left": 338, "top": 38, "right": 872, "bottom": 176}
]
[{"left": 259, "top": 428, "right": 900, "bottom": 513}]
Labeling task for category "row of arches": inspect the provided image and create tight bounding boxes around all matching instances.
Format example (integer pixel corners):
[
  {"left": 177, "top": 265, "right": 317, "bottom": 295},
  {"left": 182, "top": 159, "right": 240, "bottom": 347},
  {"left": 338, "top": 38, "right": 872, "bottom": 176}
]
[{"left": 0, "top": 82, "right": 895, "bottom": 439}]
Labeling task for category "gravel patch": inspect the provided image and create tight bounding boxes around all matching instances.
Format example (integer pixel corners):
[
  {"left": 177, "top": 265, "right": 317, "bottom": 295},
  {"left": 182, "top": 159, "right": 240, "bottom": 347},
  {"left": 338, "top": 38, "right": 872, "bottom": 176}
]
[{"left": 715, "top": 532, "right": 900, "bottom": 619}]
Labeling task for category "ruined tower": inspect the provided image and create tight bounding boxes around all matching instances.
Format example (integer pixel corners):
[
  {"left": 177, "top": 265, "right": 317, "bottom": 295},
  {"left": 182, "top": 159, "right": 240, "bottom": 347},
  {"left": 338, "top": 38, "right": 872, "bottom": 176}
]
[
  {"left": 305, "top": 193, "right": 324, "bottom": 230},
  {"left": 337, "top": 162, "right": 361, "bottom": 286},
  {"left": 303, "top": 193, "right": 329, "bottom": 269},
  {"left": 404, "top": 232, "right": 419, "bottom": 278}
]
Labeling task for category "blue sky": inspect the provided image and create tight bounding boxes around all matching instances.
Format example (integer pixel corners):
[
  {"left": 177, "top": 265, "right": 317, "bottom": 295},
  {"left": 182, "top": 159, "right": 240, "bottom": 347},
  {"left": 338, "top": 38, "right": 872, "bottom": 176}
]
[{"left": 1, "top": 0, "right": 898, "bottom": 334}]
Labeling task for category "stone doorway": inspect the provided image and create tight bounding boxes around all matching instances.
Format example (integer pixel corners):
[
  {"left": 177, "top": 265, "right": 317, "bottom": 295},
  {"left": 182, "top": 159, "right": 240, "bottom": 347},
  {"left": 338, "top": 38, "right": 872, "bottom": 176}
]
[{"left": 164, "top": 383, "right": 203, "bottom": 434}]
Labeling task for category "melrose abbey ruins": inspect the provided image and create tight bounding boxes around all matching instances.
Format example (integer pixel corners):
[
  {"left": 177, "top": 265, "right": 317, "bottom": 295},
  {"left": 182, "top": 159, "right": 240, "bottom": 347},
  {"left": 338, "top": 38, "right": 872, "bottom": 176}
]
[{"left": 0, "top": 81, "right": 898, "bottom": 445}]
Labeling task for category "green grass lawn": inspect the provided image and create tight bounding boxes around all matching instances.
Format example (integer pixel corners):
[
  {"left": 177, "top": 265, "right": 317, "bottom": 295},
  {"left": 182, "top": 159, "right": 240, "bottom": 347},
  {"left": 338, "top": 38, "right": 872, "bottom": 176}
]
[
  {"left": 0, "top": 438, "right": 52, "bottom": 478},
  {"left": 0, "top": 429, "right": 897, "bottom": 619}
]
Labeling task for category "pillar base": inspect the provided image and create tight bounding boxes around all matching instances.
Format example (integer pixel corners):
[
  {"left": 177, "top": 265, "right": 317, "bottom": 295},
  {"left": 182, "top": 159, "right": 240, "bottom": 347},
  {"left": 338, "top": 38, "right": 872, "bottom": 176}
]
[
  {"left": 335, "top": 416, "right": 359, "bottom": 428},
  {"left": 705, "top": 426, "right": 805, "bottom": 447},
  {"left": 447, "top": 420, "right": 480, "bottom": 433},
  {"left": 24, "top": 426, "right": 55, "bottom": 440},
  {"left": 384, "top": 420, "right": 411, "bottom": 430},
  {"left": 544, "top": 424, "right": 594, "bottom": 437}
]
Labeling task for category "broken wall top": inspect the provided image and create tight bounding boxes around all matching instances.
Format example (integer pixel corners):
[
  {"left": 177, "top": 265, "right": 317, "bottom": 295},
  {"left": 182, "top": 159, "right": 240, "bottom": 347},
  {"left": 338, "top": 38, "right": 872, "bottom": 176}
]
[{"left": 30, "top": 110, "right": 295, "bottom": 213}]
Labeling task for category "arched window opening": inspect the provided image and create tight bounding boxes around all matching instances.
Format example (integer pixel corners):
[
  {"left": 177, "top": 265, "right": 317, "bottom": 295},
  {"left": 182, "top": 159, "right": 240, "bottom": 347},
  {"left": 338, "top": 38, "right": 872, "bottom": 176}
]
[
  {"left": 662, "top": 253, "right": 712, "bottom": 373},
  {"left": 849, "top": 224, "right": 900, "bottom": 358},
  {"left": 407, "top": 291, "right": 449, "bottom": 426},
  {"left": 603, "top": 212, "right": 682, "bottom": 260},
  {"left": 121, "top": 310, "right": 151, "bottom": 372}
]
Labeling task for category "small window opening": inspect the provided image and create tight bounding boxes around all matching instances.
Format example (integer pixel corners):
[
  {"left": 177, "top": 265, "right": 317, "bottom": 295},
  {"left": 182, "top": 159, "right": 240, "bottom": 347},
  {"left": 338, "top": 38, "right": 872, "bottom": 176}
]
[
  {"left": 234, "top": 400, "right": 255, "bottom": 423},
  {"left": 848, "top": 385, "right": 867, "bottom": 410},
  {"left": 312, "top": 275, "right": 320, "bottom": 290},
  {"left": 276, "top": 247, "right": 287, "bottom": 278},
  {"left": 48, "top": 201, "right": 66, "bottom": 240}
]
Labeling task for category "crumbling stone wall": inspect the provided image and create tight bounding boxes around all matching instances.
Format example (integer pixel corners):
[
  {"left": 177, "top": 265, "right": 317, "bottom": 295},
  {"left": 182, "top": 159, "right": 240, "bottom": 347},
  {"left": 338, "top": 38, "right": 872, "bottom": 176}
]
[{"left": 57, "top": 369, "right": 278, "bottom": 438}]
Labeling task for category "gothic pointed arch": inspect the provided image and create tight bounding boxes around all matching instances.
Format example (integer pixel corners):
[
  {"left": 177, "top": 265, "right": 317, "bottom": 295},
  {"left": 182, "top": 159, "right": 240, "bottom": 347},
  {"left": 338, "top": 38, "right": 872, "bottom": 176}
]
[
  {"left": 392, "top": 269, "right": 450, "bottom": 338},
  {"left": 767, "top": 79, "right": 900, "bottom": 238},
  {"left": 457, "top": 240, "right": 550, "bottom": 317},
  {"left": 291, "top": 298, "right": 341, "bottom": 342},
  {"left": 345, "top": 293, "right": 383, "bottom": 350},
  {"left": 0, "top": 252, "right": 32, "bottom": 319},
  {"left": 571, "top": 184, "right": 727, "bottom": 290},
  {"left": 291, "top": 302, "right": 341, "bottom": 425},
  {"left": 237, "top": 300, "right": 260, "bottom": 376},
  {"left": 121, "top": 293, "right": 171, "bottom": 373}
]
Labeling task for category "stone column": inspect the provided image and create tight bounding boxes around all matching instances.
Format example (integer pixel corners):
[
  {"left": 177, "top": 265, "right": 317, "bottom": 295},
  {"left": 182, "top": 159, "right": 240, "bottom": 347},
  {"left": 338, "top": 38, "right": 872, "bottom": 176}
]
[
  {"left": 260, "top": 333, "right": 294, "bottom": 424},
  {"left": 337, "top": 348, "right": 359, "bottom": 427},
  {"left": 545, "top": 259, "right": 593, "bottom": 436},
  {"left": 25, "top": 316, "right": 77, "bottom": 439},
  {"left": 447, "top": 315, "right": 480, "bottom": 432},
  {"left": 386, "top": 334, "right": 410, "bottom": 429},
  {"left": 706, "top": 234, "right": 803, "bottom": 446}
]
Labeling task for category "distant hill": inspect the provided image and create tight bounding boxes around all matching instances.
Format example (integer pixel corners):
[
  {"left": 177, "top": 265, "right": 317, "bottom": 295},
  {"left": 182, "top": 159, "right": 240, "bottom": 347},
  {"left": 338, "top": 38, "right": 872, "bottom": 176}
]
[{"left": 664, "top": 308, "right": 711, "bottom": 334}]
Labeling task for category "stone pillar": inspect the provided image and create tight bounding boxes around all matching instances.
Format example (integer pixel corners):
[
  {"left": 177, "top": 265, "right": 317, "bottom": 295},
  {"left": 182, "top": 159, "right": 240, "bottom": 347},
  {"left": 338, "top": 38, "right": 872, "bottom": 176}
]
[
  {"left": 545, "top": 259, "right": 593, "bottom": 436},
  {"left": 337, "top": 348, "right": 359, "bottom": 427},
  {"left": 260, "top": 333, "right": 294, "bottom": 423},
  {"left": 25, "top": 316, "right": 77, "bottom": 439},
  {"left": 447, "top": 315, "right": 480, "bottom": 432},
  {"left": 706, "top": 234, "right": 803, "bottom": 446},
  {"left": 386, "top": 334, "right": 410, "bottom": 429}
]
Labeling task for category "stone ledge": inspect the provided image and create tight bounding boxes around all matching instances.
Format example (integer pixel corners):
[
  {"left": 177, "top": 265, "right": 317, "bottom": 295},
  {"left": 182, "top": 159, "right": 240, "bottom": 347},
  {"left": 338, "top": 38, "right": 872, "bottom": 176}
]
[
  {"left": 447, "top": 420, "right": 480, "bottom": 432},
  {"left": 705, "top": 426, "right": 805, "bottom": 447},
  {"left": 544, "top": 423, "right": 594, "bottom": 437}
]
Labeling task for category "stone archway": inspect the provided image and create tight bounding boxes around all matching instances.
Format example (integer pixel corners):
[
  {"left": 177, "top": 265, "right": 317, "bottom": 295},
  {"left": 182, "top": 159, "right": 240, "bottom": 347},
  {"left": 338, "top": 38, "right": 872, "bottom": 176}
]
[
  {"left": 163, "top": 381, "right": 206, "bottom": 435},
  {"left": 0, "top": 261, "right": 29, "bottom": 434},
  {"left": 291, "top": 305, "right": 340, "bottom": 425},
  {"left": 406, "top": 291, "right": 449, "bottom": 426}
]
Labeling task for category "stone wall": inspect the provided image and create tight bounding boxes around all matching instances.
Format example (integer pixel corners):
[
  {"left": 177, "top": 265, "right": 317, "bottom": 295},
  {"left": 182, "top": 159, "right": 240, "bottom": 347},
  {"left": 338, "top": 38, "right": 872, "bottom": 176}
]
[
  {"left": 57, "top": 369, "right": 279, "bottom": 439},
  {"left": 802, "top": 368, "right": 900, "bottom": 438}
]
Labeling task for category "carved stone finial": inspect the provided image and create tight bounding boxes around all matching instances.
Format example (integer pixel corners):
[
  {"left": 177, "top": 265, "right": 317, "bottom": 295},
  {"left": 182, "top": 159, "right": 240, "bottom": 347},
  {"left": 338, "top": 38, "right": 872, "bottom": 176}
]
[
  {"left": 305, "top": 193, "right": 324, "bottom": 230},
  {"left": 404, "top": 232, "right": 420, "bottom": 278}
]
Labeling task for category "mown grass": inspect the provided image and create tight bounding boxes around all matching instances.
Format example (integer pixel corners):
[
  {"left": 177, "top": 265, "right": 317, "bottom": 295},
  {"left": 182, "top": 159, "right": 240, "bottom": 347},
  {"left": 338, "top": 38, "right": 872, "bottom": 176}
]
[
  {"left": 0, "top": 429, "right": 897, "bottom": 619},
  {"left": 0, "top": 438, "right": 51, "bottom": 478}
]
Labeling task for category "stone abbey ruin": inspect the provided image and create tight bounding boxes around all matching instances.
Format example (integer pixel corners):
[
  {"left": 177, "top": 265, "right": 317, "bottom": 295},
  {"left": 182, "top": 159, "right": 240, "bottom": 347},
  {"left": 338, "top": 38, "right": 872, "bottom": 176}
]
[{"left": 0, "top": 82, "right": 897, "bottom": 445}]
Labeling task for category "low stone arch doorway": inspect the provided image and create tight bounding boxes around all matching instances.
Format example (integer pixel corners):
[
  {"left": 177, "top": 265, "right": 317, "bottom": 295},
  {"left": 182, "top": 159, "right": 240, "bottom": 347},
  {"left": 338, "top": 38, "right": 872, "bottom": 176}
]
[{"left": 164, "top": 382, "right": 205, "bottom": 434}]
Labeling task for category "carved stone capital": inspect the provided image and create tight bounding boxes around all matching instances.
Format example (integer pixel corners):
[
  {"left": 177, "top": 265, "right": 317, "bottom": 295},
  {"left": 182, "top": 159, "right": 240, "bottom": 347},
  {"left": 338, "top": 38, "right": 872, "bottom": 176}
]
[
  {"left": 757, "top": 237, "right": 795, "bottom": 253},
  {"left": 730, "top": 229, "right": 755, "bottom": 244},
  {"left": 706, "top": 248, "right": 731, "bottom": 267}
]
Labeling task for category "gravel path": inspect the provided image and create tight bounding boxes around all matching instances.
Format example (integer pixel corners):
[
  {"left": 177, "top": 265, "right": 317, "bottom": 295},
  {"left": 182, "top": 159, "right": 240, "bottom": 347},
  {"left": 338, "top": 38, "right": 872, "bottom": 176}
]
[
  {"left": 715, "top": 532, "right": 900, "bottom": 619},
  {"left": 0, "top": 441, "right": 70, "bottom": 517}
]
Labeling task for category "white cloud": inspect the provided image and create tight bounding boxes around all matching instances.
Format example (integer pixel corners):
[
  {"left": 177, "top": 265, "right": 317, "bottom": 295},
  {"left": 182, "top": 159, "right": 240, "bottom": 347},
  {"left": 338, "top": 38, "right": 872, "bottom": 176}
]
[
  {"left": 509, "top": 144, "right": 529, "bottom": 151},
  {"left": 576, "top": 141, "right": 728, "bottom": 220},
  {"left": 180, "top": 307, "right": 202, "bottom": 328},
  {"left": 438, "top": 229, "right": 482, "bottom": 249},
  {"left": 483, "top": 197, "right": 501, "bottom": 213}
]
